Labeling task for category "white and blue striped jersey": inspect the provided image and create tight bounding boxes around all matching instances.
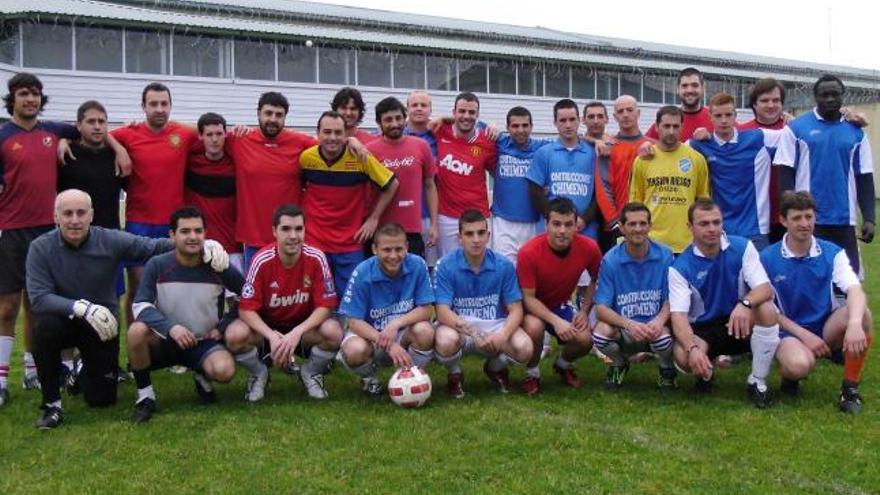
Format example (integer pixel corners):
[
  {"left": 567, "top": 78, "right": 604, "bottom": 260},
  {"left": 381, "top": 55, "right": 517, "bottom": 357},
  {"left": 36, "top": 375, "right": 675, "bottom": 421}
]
[
  {"left": 690, "top": 129, "right": 780, "bottom": 237},
  {"left": 774, "top": 109, "right": 874, "bottom": 226},
  {"left": 669, "top": 234, "right": 769, "bottom": 324}
]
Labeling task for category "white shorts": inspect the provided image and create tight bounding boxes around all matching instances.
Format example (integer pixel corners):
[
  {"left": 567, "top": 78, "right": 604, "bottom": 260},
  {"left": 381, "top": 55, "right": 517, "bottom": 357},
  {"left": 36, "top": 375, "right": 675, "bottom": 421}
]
[
  {"left": 491, "top": 216, "right": 537, "bottom": 265},
  {"left": 341, "top": 328, "right": 408, "bottom": 367},
  {"left": 437, "top": 214, "right": 460, "bottom": 259},
  {"left": 460, "top": 317, "right": 506, "bottom": 358},
  {"left": 421, "top": 216, "right": 438, "bottom": 268},
  {"left": 225, "top": 253, "right": 245, "bottom": 298}
]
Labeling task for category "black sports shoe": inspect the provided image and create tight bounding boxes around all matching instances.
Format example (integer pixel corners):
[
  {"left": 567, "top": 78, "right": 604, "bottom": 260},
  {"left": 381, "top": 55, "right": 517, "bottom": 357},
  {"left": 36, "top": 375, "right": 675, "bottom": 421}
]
[
  {"left": 131, "top": 398, "right": 156, "bottom": 423},
  {"left": 604, "top": 363, "right": 629, "bottom": 390},
  {"left": 748, "top": 382, "right": 774, "bottom": 409},
  {"left": 657, "top": 367, "right": 678, "bottom": 391},
  {"left": 193, "top": 373, "right": 216, "bottom": 404},
  {"left": 0, "top": 386, "right": 9, "bottom": 407},
  {"left": 35, "top": 405, "right": 63, "bottom": 430},
  {"left": 780, "top": 379, "right": 800, "bottom": 397},
  {"left": 694, "top": 376, "right": 714, "bottom": 394},
  {"left": 839, "top": 383, "right": 863, "bottom": 414}
]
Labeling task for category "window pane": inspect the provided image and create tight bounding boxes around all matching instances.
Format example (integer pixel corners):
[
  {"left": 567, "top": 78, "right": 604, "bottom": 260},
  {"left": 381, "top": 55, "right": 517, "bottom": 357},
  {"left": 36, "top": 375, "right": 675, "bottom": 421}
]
[
  {"left": 643, "top": 75, "right": 664, "bottom": 104},
  {"left": 572, "top": 66, "right": 595, "bottom": 99},
  {"left": 621, "top": 73, "right": 641, "bottom": 100},
  {"left": 235, "top": 38, "right": 274, "bottom": 80},
  {"left": 518, "top": 63, "right": 543, "bottom": 96},
  {"left": 0, "top": 21, "right": 19, "bottom": 66},
  {"left": 597, "top": 71, "right": 618, "bottom": 101},
  {"left": 393, "top": 52, "right": 424, "bottom": 89},
  {"left": 126, "top": 29, "right": 169, "bottom": 75},
  {"left": 459, "top": 59, "right": 486, "bottom": 93},
  {"left": 489, "top": 59, "right": 516, "bottom": 95},
  {"left": 545, "top": 64, "right": 569, "bottom": 97},
  {"left": 318, "top": 45, "right": 354, "bottom": 85},
  {"left": 426, "top": 55, "right": 456, "bottom": 91},
  {"left": 22, "top": 22, "right": 71, "bottom": 69},
  {"left": 75, "top": 25, "right": 122, "bottom": 72},
  {"left": 358, "top": 49, "right": 391, "bottom": 87},
  {"left": 664, "top": 76, "right": 677, "bottom": 104},
  {"left": 278, "top": 42, "right": 315, "bottom": 83},
  {"left": 173, "top": 33, "right": 231, "bottom": 78}
]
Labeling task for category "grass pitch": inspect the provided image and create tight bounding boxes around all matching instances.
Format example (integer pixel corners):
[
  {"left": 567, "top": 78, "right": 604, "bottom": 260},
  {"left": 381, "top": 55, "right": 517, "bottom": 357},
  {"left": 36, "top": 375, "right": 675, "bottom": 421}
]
[{"left": 1, "top": 242, "right": 878, "bottom": 494}]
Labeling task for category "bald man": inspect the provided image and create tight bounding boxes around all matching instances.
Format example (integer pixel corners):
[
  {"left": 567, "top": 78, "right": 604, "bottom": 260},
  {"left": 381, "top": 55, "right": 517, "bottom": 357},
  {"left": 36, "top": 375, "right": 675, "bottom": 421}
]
[{"left": 25, "top": 190, "right": 229, "bottom": 428}]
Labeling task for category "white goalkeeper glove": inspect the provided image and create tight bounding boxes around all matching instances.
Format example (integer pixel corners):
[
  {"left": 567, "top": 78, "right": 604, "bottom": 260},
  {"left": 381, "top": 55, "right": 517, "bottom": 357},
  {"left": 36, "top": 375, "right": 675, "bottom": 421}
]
[
  {"left": 72, "top": 299, "right": 118, "bottom": 342},
  {"left": 203, "top": 239, "right": 229, "bottom": 272}
]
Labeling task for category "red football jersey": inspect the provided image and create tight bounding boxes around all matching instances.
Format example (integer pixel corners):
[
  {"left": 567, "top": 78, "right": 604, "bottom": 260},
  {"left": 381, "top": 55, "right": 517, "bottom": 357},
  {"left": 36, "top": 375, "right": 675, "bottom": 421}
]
[
  {"left": 366, "top": 136, "right": 436, "bottom": 234},
  {"left": 227, "top": 129, "right": 317, "bottom": 247},
  {"left": 112, "top": 122, "right": 198, "bottom": 225},
  {"left": 517, "top": 233, "right": 602, "bottom": 309},
  {"left": 239, "top": 243, "right": 338, "bottom": 329},
  {"left": 434, "top": 124, "right": 498, "bottom": 218},
  {"left": 646, "top": 106, "right": 713, "bottom": 142},
  {"left": 184, "top": 151, "right": 239, "bottom": 253}
]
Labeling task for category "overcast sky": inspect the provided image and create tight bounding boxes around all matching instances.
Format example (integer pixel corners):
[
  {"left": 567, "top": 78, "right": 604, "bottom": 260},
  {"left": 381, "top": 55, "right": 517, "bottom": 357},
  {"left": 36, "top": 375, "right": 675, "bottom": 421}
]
[{"left": 307, "top": 0, "right": 880, "bottom": 71}]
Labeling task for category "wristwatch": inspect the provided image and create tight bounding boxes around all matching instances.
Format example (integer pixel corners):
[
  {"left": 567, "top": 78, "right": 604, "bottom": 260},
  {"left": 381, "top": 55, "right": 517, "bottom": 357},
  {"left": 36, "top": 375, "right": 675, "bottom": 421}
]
[{"left": 738, "top": 298, "right": 752, "bottom": 309}]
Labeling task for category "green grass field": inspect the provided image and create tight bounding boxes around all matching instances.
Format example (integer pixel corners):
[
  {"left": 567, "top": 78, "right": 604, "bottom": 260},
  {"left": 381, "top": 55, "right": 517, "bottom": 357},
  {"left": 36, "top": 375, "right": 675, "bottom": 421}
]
[{"left": 1, "top": 243, "right": 878, "bottom": 494}]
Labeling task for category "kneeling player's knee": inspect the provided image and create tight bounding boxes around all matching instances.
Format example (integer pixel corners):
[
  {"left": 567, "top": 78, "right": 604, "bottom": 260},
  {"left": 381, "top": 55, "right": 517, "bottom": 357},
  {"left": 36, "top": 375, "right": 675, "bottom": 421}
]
[
  {"left": 342, "top": 340, "right": 371, "bottom": 367},
  {"left": 510, "top": 333, "right": 533, "bottom": 363},
  {"left": 778, "top": 344, "right": 814, "bottom": 380},
  {"left": 319, "top": 320, "right": 344, "bottom": 349},
  {"left": 127, "top": 321, "right": 150, "bottom": 345},
  {"left": 433, "top": 326, "right": 460, "bottom": 356},
  {"left": 223, "top": 320, "right": 251, "bottom": 351},
  {"left": 409, "top": 321, "right": 435, "bottom": 350},
  {"left": 206, "top": 353, "right": 236, "bottom": 383}
]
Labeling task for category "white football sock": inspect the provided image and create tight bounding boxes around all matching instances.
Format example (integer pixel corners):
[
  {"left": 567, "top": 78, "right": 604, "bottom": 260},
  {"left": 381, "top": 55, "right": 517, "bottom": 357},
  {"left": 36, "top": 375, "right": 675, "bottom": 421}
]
[
  {"left": 0, "top": 336, "right": 13, "bottom": 388},
  {"left": 408, "top": 346, "right": 434, "bottom": 369},
  {"left": 434, "top": 349, "right": 462, "bottom": 374},
  {"left": 234, "top": 348, "right": 265, "bottom": 375},
  {"left": 748, "top": 324, "right": 780, "bottom": 392},
  {"left": 136, "top": 385, "right": 155, "bottom": 403},
  {"left": 302, "top": 347, "right": 335, "bottom": 376}
]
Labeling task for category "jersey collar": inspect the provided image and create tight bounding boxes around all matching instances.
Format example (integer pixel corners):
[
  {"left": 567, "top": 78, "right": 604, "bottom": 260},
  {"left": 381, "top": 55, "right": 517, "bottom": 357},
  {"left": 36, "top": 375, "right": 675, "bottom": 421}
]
[
  {"left": 552, "top": 138, "right": 589, "bottom": 153},
  {"left": 712, "top": 129, "right": 739, "bottom": 146},
  {"left": 619, "top": 240, "right": 663, "bottom": 264},
  {"left": 780, "top": 234, "right": 822, "bottom": 259},
  {"left": 368, "top": 255, "right": 412, "bottom": 282},
  {"left": 813, "top": 108, "right": 845, "bottom": 122},
  {"left": 454, "top": 248, "right": 496, "bottom": 273},
  {"left": 692, "top": 232, "right": 731, "bottom": 258}
]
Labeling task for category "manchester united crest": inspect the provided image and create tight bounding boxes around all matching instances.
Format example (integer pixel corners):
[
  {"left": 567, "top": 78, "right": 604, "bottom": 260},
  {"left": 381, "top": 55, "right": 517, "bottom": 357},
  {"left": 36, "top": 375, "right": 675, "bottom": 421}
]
[{"left": 470, "top": 146, "right": 481, "bottom": 157}]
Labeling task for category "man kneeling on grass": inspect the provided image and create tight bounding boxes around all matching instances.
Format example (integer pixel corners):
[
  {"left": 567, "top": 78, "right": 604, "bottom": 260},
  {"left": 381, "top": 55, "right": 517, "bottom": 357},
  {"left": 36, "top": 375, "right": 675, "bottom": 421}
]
[
  {"left": 762, "top": 191, "right": 873, "bottom": 413},
  {"left": 129, "top": 207, "right": 240, "bottom": 423},
  {"left": 433, "top": 210, "right": 532, "bottom": 397}
]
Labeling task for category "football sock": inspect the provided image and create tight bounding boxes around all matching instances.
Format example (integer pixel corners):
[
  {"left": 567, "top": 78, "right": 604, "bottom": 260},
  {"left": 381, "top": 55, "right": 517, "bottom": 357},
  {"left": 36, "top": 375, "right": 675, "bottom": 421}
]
[
  {"left": 234, "top": 348, "right": 265, "bottom": 376},
  {"left": 650, "top": 334, "right": 675, "bottom": 370},
  {"left": 408, "top": 346, "right": 433, "bottom": 369},
  {"left": 844, "top": 333, "right": 873, "bottom": 385},
  {"left": 0, "top": 336, "right": 12, "bottom": 388},
  {"left": 303, "top": 347, "right": 335, "bottom": 376},
  {"left": 748, "top": 324, "right": 780, "bottom": 392},
  {"left": 132, "top": 368, "right": 152, "bottom": 390},
  {"left": 351, "top": 361, "right": 377, "bottom": 380},
  {"left": 435, "top": 349, "right": 462, "bottom": 375},
  {"left": 525, "top": 366, "right": 541, "bottom": 378},
  {"left": 23, "top": 352, "right": 37, "bottom": 377},
  {"left": 136, "top": 385, "right": 155, "bottom": 403},
  {"left": 62, "top": 359, "right": 75, "bottom": 373},
  {"left": 592, "top": 333, "right": 625, "bottom": 366},
  {"left": 554, "top": 356, "right": 574, "bottom": 370},
  {"left": 46, "top": 400, "right": 62, "bottom": 410},
  {"left": 486, "top": 354, "right": 515, "bottom": 372}
]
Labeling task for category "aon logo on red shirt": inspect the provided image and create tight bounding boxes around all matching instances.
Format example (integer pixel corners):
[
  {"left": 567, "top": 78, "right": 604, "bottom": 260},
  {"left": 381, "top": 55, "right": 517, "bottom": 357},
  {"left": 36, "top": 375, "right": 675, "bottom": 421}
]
[
  {"left": 269, "top": 291, "right": 310, "bottom": 307},
  {"left": 439, "top": 154, "right": 474, "bottom": 175}
]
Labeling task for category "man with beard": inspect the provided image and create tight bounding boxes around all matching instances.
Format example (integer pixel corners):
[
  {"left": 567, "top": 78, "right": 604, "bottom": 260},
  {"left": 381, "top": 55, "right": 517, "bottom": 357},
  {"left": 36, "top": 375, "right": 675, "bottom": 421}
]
[
  {"left": 331, "top": 87, "right": 376, "bottom": 143},
  {"left": 646, "top": 67, "right": 712, "bottom": 141}
]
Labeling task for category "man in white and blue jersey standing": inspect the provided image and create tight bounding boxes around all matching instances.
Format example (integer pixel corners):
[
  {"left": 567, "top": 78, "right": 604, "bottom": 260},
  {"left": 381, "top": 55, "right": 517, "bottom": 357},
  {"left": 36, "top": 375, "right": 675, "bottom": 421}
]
[
  {"left": 774, "top": 74, "right": 875, "bottom": 275},
  {"left": 762, "top": 191, "right": 872, "bottom": 414},
  {"left": 593, "top": 202, "right": 677, "bottom": 390},
  {"left": 690, "top": 93, "right": 781, "bottom": 251},
  {"left": 490, "top": 107, "right": 551, "bottom": 264},
  {"left": 669, "top": 198, "right": 780, "bottom": 408},
  {"left": 433, "top": 210, "right": 533, "bottom": 397}
]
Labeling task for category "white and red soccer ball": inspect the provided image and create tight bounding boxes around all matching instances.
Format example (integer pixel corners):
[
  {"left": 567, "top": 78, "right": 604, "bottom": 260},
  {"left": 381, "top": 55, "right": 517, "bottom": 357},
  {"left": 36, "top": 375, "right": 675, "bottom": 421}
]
[{"left": 388, "top": 367, "right": 432, "bottom": 408}]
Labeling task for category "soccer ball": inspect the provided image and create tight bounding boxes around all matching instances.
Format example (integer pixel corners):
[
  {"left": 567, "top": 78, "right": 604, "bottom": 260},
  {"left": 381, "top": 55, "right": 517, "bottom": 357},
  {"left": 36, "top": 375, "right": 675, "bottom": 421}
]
[{"left": 388, "top": 367, "right": 432, "bottom": 408}]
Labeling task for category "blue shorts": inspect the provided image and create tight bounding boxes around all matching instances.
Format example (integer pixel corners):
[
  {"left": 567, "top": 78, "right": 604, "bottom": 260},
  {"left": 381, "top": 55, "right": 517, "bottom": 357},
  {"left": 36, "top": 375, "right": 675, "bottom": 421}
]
[
  {"left": 779, "top": 319, "right": 827, "bottom": 340},
  {"left": 326, "top": 250, "right": 365, "bottom": 295},
  {"left": 544, "top": 303, "right": 575, "bottom": 341},
  {"left": 150, "top": 337, "right": 226, "bottom": 373},
  {"left": 124, "top": 222, "right": 169, "bottom": 268}
]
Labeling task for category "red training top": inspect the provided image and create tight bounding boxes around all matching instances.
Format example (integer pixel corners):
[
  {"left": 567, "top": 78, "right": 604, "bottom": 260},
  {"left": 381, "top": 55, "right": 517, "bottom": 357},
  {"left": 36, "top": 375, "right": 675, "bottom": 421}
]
[{"left": 517, "top": 233, "right": 602, "bottom": 309}]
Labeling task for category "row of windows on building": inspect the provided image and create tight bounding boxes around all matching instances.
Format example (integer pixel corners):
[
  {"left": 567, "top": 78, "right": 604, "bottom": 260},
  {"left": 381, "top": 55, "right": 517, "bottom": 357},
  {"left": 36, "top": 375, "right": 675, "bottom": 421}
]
[{"left": 0, "top": 20, "right": 824, "bottom": 108}]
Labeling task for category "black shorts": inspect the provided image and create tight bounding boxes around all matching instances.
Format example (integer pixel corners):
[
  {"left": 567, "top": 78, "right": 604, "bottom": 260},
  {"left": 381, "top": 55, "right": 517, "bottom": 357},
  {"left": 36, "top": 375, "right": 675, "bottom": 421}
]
[
  {"left": 257, "top": 327, "right": 312, "bottom": 364},
  {"left": 815, "top": 225, "right": 860, "bottom": 275},
  {"left": 692, "top": 318, "right": 750, "bottom": 360},
  {"left": 150, "top": 337, "right": 226, "bottom": 373},
  {"left": 362, "top": 232, "right": 425, "bottom": 259},
  {"left": 0, "top": 225, "right": 52, "bottom": 294}
]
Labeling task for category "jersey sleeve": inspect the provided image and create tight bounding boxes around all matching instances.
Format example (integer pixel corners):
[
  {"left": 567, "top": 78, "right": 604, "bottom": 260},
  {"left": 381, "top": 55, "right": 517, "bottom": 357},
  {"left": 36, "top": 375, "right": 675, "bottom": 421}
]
[
  {"left": 525, "top": 147, "right": 549, "bottom": 187},
  {"left": 432, "top": 257, "right": 455, "bottom": 307},
  {"left": 339, "top": 264, "right": 370, "bottom": 320},
  {"left": 413, "top": 258, "right": 435, "bottom": 306},
  {"left": 694, "top": 153, "right": 711, "bottom": 198},
  {"left": 420, "top": 140, "right": 437, "bottom": 178},
  {"left": 857, "top": 134, "right": 874, "bottom": 175},
  {"left": 219, "top": 265, "right": 244, "bottom": 295},
  {"left": 115, "top": 230, "right": 174, "bottom": 264},
  {"left": 668, "top": 266, "right": 692, "bottom": 314},
  {"left": 131, "top": 258, "right": 177, "bottom": 337},
  {"left": 482, "top": 138, "right": 499, "bottom": 172},
  {"left": 516, "top": 249, "right": 537, "bottom": 290},
  {"left": 741, "top": 241, "right": 770, "bottom": 290},
  {"left": 832, "top": 250, "right": 861, "bottom": 293},
  {"left": 585, "top": 239, "right": 602, "bottom": 279},
  {"left": 24, "top": 241, "right": 76, "bottom": 318},
  {"left": 239, "top": 258, "right": 266, "bottom": 313},
  {"left": 629, "top": 159, "right": 645, "bottom": 202},
  {"left": 593, "top": 258, "right": 615, "bottom": 308},
  {"left": 761, "top": 128, "right": 783, "bottom": 148},
  {"left": 773, "top": 126, "right": 797, "bottom": 167},
  {"left": 363, "top": 153, "right": 395, "bottom": 189},
  {"left": 44, "top": 121, "right": 80, "bottom": 141},
  {"left": 311, "top": 251, "right": 339, "bottom": 309},
  {"left": 500, "top": 260, "right": 523, "bottom": 305}
]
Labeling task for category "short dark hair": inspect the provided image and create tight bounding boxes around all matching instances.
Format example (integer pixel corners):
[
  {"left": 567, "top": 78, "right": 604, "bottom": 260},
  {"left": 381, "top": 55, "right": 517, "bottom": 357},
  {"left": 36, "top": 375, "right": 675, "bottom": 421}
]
[
  {"left": 813, "top": 74, "right": 845, "bottom": 96},
  {"left": 583, "top": 101, "right": 608, "bottom": 118},
  {"left": 76, "top": 100, "right": 106, "bottom": 123},
  {"left": 316, "top": 110, "right": 344, "bottom": 131},
  {"left": 196, "top": 112, "right": 227, "bottom": 133},
  {"left": 257, "top": 91, "right": 289, "bottom": 114},
  {"left": 331, "top": 87, "right": 365, "bottom": 124},
  {"left": 170, "top": 206, "right": 205, "bottom": 232},
  {"left": 780, "top": 191, "right": 817, "bottom": 218},
  {"left": 553, "top": 98, "right": 579, "bottom": 121},
  {"left": 374, "top": 222, "right": 407, "bottom": 244},
  {"left": 708, "top": 92, "right": 735, "bottom": 108},
  {"left": 687, "top": 197, "right": 718, "bottom": 223},
  {"left": 454, "top": 92, "right": 480, "bottom": 110},
  {"left": 272, "top": 204, "right": 304, "bottom": 228},
  {"left": 506, "top": 106, "right": 532, "bottom": 126},
  {"left": 545, "top": 197, "right": 578, "bottom": 221},
  {"left": 458, "top": 209, "right": 487, "bottom": 232},
  {"left": 374, "top": 96, "right": 407, "bottom": 124},
  {"left": 656, "top": 105, "right": 683, "bottom": 124},
  {"left": 620, "top": 202, "right": 651, "bottom": 225},
  {"left": 4, "top": 72, "right": 47, "bottom": 116},
  {"left": 141, "top": 82, "right": 171, "bottom": 106},
  {"left": 748, "top": 78, "right": 786, "bottom": 111},
  {"left": 677, "top": 67, "right": 704, "bottom": 86}
]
